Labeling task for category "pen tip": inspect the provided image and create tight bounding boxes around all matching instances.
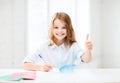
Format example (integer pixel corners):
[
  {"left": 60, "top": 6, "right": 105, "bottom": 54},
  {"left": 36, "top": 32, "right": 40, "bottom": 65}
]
[{"left": 39, "top": 54, "right": 42, "bottom": 58}]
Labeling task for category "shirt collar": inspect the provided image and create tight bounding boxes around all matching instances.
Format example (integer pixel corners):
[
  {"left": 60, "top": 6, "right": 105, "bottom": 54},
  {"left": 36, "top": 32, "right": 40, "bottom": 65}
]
[{"left": 51, "top": 43, "right": 65, "bottom": 49}]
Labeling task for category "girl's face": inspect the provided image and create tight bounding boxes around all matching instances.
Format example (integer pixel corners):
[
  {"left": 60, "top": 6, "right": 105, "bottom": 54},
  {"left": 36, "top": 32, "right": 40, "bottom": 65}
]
[{"left": 53, "top": 19, "right": 67, "bottom": 42}]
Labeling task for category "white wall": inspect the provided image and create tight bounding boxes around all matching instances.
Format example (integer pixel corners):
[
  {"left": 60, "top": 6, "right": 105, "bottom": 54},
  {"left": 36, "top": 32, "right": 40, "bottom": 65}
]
[
  {"left": 27, "top": 0, "right": 48, "bottom": 55},
  {"left": 79, "top": 0, "right": 103, "bottom": 68},
  {"left": 0, "top": 0, "right": 27, "bottom": 68},
  {"left": 89, "top": 0, "right": 120, "bottom": 68},
  {"left": 101, "top": 0, "right": 120, "bottom": 68}
]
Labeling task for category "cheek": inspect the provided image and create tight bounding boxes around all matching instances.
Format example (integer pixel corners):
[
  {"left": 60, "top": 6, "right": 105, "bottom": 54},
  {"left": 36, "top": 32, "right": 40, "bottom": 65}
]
[
  {"left": 53, "top": 30, "right": 57, "bottom": 36},
  {"left": 64, "top": 30, "right": 67, "bottom": 35}
]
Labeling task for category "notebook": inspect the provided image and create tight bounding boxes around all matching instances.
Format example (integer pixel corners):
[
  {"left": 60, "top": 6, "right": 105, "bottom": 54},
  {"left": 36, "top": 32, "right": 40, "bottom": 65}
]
[
  {"left": 10, "top": 71, "right": 36, "bottom": 80},
  {"left": 0, "top": 71, "right": 36, "bottom": 81}
]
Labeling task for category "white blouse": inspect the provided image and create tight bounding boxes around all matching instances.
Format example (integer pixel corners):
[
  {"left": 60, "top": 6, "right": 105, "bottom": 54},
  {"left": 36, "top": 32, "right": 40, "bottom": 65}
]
[{"left": 23, "top": 42, "right": 85, "bottom": 68}]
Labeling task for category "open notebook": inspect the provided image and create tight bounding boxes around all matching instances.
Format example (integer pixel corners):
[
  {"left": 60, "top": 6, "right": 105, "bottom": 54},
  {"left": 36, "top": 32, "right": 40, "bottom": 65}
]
[{"left": 0, "top": 71, "right": 36, "bottom": 81}]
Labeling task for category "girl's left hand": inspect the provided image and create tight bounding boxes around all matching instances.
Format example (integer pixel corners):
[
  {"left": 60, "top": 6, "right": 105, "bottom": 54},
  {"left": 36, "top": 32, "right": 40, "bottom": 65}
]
[
  {"left": 85, "top": 34, "right": 93, "bottom": 51},
  {"left": 81, "top": 34, "right": 93, "bottom": 63}
]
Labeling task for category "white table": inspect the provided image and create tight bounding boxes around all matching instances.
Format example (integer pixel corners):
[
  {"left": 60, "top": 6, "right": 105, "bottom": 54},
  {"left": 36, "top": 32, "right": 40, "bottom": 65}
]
[{"left": 0, "top": 68, "right": 120, "bottom": 83}]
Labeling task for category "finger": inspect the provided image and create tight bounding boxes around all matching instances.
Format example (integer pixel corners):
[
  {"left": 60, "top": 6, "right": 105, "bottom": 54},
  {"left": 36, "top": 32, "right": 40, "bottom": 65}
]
[
  {"left": 45, "top": 64, "right": 52, "bottom": 69},
  {"left": 86, "top": 34, "right": 89, "bottom": 41},
  {"left": 43, "top": 67, "right": 50, "bottom": 72},
  {"left": 86, "top": 42, "right": 93, "bottom": 50},
  {"left": 42, "top": 66, "right": 52, "bottom": 72}
]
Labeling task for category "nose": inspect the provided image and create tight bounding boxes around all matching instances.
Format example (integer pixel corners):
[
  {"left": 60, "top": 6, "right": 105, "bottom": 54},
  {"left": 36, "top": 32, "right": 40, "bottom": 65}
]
[{"left": 58, "top": 28, "right": 63, "bottom": 32}]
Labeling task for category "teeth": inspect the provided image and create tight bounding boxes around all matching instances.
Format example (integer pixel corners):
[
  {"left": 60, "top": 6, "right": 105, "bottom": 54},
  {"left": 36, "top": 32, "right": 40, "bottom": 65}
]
[{"left": 56, "top": 33, "right": 63, "bottom": 36}]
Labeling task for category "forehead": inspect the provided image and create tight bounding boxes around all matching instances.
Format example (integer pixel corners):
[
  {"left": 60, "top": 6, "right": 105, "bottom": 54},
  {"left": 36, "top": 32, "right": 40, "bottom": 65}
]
[{"left": 54, "top": 19, "right": 66, "bottom": 26}]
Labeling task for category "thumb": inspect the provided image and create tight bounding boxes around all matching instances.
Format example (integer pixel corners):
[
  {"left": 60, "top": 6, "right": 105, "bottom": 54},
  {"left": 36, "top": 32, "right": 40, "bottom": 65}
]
[{"left": 86, "top": 34, "right": 89, "bottom": 41}]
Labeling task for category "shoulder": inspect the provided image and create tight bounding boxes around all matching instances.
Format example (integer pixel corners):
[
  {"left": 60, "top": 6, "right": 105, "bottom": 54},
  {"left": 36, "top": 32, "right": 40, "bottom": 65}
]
[
  {"left": 71, "top": 42, "right": 80, "bottom": 47},
  {"left": 70, "top": 42, "right": 85, "bottom": 55},
  {"left": 70, "top": 42, "right": 84, "bottom": 50},
  {"left": 68, "top": 42, "right": 79, "bottom": 50}
]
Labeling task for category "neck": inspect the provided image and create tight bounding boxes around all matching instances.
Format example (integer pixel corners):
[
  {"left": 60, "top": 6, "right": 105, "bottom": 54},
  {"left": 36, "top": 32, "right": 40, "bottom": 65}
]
[{"left": 54, "top": 39, "right": 64, "bottom": 46}]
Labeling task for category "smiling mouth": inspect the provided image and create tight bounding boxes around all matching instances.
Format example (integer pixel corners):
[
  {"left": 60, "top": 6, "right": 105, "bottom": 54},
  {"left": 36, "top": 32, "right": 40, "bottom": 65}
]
[{"left": 56, "top": 33, "right": 65, "bottom": 36}]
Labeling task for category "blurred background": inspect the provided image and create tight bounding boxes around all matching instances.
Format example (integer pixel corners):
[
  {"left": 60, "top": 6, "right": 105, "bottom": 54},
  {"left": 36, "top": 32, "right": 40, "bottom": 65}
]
[{"left": 0, "top": 0, "right": 120, "bottom": 68}]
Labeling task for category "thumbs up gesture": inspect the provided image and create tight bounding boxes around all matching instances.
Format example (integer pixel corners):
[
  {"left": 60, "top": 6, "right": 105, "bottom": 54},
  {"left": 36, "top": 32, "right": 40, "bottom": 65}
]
[
  {"left": 81, "top": 34, "right": 93, "bottom": 63},
  {"left": 85, "top": 34, "right": 93, "bottom": 51}
]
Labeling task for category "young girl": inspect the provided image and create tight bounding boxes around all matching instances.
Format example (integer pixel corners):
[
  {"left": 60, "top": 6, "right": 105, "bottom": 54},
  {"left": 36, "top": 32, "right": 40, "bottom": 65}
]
[{"left": 23, "top": 12, "right": 93, "bottom": 72}]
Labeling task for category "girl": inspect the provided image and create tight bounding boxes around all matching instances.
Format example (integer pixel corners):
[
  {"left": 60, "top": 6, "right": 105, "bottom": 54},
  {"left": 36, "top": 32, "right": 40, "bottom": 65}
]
[{"left": 23, "top": 12, "right": 93, "bottom": 72}]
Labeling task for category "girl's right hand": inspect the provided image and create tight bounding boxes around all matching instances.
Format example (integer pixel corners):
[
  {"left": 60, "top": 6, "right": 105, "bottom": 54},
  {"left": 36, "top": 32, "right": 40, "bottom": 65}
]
[{"left": 40, "top": 64, "right": 52, "bottom": 72}]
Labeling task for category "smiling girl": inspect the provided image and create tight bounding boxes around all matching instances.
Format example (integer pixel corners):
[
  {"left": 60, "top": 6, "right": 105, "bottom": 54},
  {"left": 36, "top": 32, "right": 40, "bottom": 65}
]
[{"left": 23, "top": 12, "right": 93, "bottom": 72}]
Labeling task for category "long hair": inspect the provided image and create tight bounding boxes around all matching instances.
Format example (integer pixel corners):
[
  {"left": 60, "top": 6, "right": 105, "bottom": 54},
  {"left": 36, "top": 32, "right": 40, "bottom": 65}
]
[{"left": 48, "top": 12, "right": 76, "bottom": 47}]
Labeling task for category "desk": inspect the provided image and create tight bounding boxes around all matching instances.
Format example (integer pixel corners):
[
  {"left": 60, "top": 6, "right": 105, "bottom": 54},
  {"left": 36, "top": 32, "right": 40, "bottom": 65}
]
[{"left": 0, "top": 68, "right": 120, "bottom": 83}]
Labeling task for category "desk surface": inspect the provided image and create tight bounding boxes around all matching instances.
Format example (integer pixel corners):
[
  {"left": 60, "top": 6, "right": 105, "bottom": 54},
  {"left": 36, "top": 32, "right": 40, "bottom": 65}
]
[{"left": 0, "top": 68, "right": 120, "bottom": 83}]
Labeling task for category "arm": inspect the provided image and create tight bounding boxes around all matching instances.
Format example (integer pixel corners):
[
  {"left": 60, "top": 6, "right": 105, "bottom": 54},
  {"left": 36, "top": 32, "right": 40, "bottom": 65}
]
[
  {"left": 81, "top": 34, "right": 93, "bottom": 63},
  {"left": 23, "top": 62, "right": 52, "bottom": 72}
]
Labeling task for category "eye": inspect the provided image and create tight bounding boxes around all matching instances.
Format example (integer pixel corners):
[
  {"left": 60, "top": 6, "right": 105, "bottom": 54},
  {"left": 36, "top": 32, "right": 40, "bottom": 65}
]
[
  {"left": 54, "top": 27, "right": 58, "bottom": 29},
  {"left": 62, "top": 27, "right": 66, "bottom": 29}
]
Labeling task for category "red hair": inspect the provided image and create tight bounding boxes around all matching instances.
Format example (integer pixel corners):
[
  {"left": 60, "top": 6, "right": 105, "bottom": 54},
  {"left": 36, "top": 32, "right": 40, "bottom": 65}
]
[{"left": 48, "top": 12, "right": 76, "bottom": 47}]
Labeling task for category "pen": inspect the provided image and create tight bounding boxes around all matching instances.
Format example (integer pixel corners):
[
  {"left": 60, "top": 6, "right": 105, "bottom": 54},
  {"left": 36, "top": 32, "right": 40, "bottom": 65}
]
[{"left": 38, "top": 54, "right": 47, "bottom": 63}]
